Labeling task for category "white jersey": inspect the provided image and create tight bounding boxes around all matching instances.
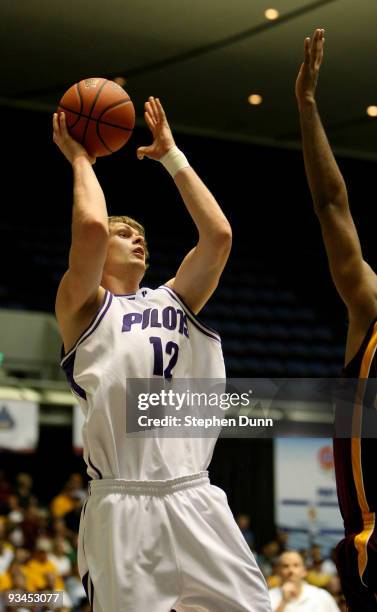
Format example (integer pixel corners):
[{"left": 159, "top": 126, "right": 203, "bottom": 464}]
[{"left": 61, "top": 285, "right": 225, "bottom": 481}]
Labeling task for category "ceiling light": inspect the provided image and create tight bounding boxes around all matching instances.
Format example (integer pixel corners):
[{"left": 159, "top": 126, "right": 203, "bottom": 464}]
[
  {"left": 366, "top": 105, "right": 377, "bottom": 117},
  {"left": 265, "top": 8, "right": 279, "bottom": 20},
  {"left": 248, "top": 94, "right": 263, "bottom": 105}
]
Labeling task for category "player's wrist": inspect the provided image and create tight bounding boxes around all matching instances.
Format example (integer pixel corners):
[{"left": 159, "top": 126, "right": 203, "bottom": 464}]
[
  {"left": 71, "top": 154, "right": 94, "bottom": 169},
  {"left": 159, "top": 146, "right": 190, "bottom": 178},
  {"left": 297, "top": 95, "right": 317, "bottom": 109}
]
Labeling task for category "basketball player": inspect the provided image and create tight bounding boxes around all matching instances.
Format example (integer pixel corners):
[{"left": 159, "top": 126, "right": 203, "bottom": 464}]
[
  {"left": 296, "top": 28, "right": 377, "bottom": 610},
  {"left": 53, "top": 98, "right": 271, "bottom": 611}
]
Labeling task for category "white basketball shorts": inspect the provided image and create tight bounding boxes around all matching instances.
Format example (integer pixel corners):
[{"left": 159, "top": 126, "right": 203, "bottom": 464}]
[{"left": 78, "top": 471, "right": 271, "bottom": 611}]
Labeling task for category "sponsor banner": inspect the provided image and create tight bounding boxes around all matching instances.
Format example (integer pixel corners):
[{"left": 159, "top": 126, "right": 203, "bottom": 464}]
[
  {"left": 274, "top": 438, "right": 343, "bottom": 554},
  {"left": 0, "top": 400, "right": 39, "bottom": 451}
]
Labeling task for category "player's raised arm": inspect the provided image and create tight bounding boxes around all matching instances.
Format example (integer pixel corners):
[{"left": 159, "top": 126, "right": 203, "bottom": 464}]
[
  {"left": 296, "top": 29, "right": 377, "bottom": 320},
  {"left": 53, "top": 113, "right": 109, "bottom": 338},
  {"left": 137, "top": 97, "right": 232, "bottom": 314}
]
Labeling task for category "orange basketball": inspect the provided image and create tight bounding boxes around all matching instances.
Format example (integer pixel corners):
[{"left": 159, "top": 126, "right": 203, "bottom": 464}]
[{"left": 57, "top": 78, "right": 135, "bottom": 157}]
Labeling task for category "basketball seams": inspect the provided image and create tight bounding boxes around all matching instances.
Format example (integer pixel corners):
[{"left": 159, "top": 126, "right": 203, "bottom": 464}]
[
  {"left": 97, "top": 98, "right": 132, "bottom": 121},
  {"left": 95, "top": 122, "right": 114, "bottom": 154},
  {"left": 81, "top": 78, "right": 108, "bottom": 149},
  {"left": 97, "top": 98, "right": 135, "bottom": 152},
  {"left": 61, "top": 84, "right": 83, "bottom": 130},
  {"left": 57, "top": 104, "right": 133, "bottom": 132}
]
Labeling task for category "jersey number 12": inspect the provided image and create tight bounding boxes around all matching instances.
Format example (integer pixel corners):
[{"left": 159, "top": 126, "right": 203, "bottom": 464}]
[{"left": 149, "top": 337, "right": 179, "bottom": 379}]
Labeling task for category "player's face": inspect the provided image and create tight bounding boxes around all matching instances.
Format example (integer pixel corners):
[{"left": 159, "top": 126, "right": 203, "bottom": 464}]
[
  {"left": 106, "top": 222, "right": 147, "bottom": 272},
  {"left": 278, "top": 552, "right": 307, "bottom": 584}
]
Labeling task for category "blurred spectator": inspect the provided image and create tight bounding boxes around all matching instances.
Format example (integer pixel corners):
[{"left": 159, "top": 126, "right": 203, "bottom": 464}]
[
  {"left": 49, "top": 518, "right": 73, "bottom": 559},
  {"left": 0, "top": 537, "right": 13, "bottom": 574},
  {"left": 6, "top": 495, "right": 25, "bottom": 548},
  {"left": 64, "top": 494, "right": 84, "bottom": 536},
  {"left": 14, "top": 473, "right": 37, "bottom": 510},
  {"left": 26, "top": 538, "right": 60, "bottom": 590},
  {"left": 0, "top": 557, "right": 33, "bottom": 592},
  {"left": 269, "top": 550, "right": 339, "bottom": 611},
  {"left": 20, "top": 505, "right": 41, "bottom": 551},
  {"left": 306, "top": 544, "right": 336, "bottom": 588},
  {"left": 236, "top": 514, "right": 255, "bottom": 550},
  {"left": 7, "top": 495, "right": 24, "bottom": 525},
  {"left": 326, "top": 575, "right": 346, "bottom": 610},
  {"left": 258, "top": 540, "right": 280, "bottom": 578},
  {"left": 0, "top": 472, "right": 11, "bottom": 514},
  {"left": 276, "top": 529, "right": 288, "bottom": 555},
  {"left": 320, "top": 547, "right": 338, "bottom": 577},
  {"left": 40, "top": 570, "right": 72, "bottom": 610},
  {"left": 48, "top": 537, "right": 72, "bottom": 579},
  {"left": 51, "top": 475, "right": 85, "bottom": 519},
  {"left": 65, "top": 564, "right": 88, "bottom": 610},
  {"left": 266, "top": 558, "right": 282, "bottom": 589}
]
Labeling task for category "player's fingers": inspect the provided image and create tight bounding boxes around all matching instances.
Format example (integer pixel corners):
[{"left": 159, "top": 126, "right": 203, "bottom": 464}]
[
  {"left": 310, "top": 30, "right": 319, "bottom": 68},
  {"left": 144, "top": 111, "right": 156, "bottom": 132},
  {"left": 315, "top": 29, "right": 325, "bottom": 67},
  {"left": 311, "top": 28, "right": 322, "bottom": 68},
  {"left": 136, "top": 145, "right": 153, "bottom": 160},
  {"left": 145, "top": 101, "right": 157, "bottom": 125},
  {"left": 155, "top": 98, "right": 166, "bottom": 121},
  {"left": 149, "top": 96, "right": 159, "bottom": 122},
  {"left": 136, "top": 146, "right": 145, "bottom": 160},
  {"left": 303, "top": 37, "right": 311, "bottom": 64},
  {"left": 52, "top": 113, "right": 59, "bottom": 137},
  {"left": 59, "top": 112, "right": 69, "bottom": 136}
]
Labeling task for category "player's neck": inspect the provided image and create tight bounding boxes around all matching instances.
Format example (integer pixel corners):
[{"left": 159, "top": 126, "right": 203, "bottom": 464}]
[{"left": 101, "top": 272, "right": 140, "bottom": 296}]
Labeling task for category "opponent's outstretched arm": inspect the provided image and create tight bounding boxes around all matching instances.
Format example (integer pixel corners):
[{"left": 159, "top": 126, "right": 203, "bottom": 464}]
[
  {"left": 138, "top": 97, "right": 232, "bottom": 314},
  {"left": 296, "top": 29, "right": 377, "bottom": 320},
  {"left": 53, "top": 113, "right": 108, "bottom": 324}
]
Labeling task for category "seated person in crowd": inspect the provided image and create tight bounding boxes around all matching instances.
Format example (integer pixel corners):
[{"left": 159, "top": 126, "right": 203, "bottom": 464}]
[{"left": 269, "top": 551, "right": 339, "bottom": 611}]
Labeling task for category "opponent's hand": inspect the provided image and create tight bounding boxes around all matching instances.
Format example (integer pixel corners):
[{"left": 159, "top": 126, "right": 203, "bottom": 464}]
[
  {"left": 137, "top": 97, "right": 175, "bottom": 161},
  {"left": 53, "top": 112, "right": 96, "bottom": 165},
  {"left": 295, "top": 28, "right": 325, "bottom": 106},
  {"left": 281, "top": 581, "right": 299, "bottom": 602}
]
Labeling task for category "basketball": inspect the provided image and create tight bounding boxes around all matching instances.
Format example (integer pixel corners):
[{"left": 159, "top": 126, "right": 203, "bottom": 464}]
[{"left": 57, "top": 77, "right": 135, "bottom": 157}]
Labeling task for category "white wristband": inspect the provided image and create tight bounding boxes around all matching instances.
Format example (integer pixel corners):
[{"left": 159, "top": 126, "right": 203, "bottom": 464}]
[{"left": 159, "top": 146, "right": 190, "bottom": 178}]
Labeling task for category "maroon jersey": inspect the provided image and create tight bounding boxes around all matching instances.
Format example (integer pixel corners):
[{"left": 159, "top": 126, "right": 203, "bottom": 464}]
[{"left": 334, "top": 317, "right": 377, "bottom": 611}]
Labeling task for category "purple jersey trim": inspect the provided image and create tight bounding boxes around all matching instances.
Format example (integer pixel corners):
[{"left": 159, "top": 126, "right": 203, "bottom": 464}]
[
  {"left": 61, "top": 352, "right": 87, "bottom": 400},
  {"left": 82, "top": 572, "right": 89, "bottom": 602},
  {"left": 88, "top": 454, "right": 103, "bottom": 479},
  {"left": 61, "top": 290, "right": 113, "bottom": 365},
  {"left": 158, "top": 285, "right": 221, "bottom": 343}
]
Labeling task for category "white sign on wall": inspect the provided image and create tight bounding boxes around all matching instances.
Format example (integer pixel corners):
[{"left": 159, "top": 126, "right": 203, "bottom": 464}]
[
  {"left": 274, "top": 438, "right": 343, "bottom": 554},
  {"left": 0, "top": 400, "right": 39, "bottom": 451}
]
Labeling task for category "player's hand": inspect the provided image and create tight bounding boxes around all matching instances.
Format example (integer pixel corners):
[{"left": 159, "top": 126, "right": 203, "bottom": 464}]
[
  {"left": 281, "top": 581, "right": 299, "bottom": 602},
  {"left": 53, "top": 112, "right": 96, "bottom": 165},
  {"left": 137, "top": 97, "right": 175, "bottom": 161},
  {"left": 295, "top": 28, "right": 325, "bottom": 106}
]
